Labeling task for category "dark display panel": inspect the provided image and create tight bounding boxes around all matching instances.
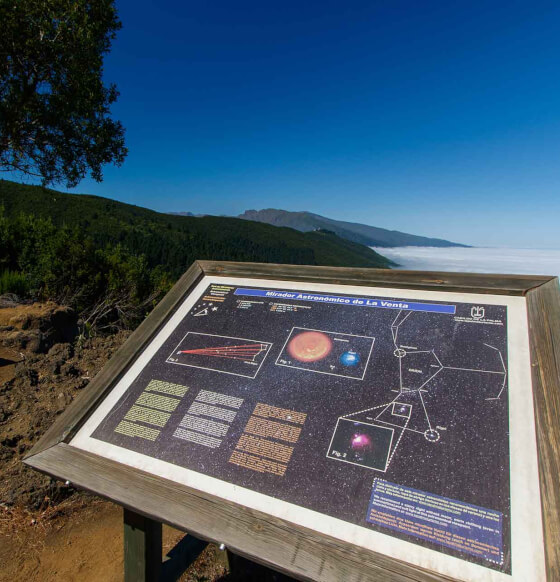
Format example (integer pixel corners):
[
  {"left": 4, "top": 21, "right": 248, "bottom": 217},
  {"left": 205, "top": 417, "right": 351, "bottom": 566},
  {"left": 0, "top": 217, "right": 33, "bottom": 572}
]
[{"left": 92, "top": 283, "right": 509, "bottom": 572}]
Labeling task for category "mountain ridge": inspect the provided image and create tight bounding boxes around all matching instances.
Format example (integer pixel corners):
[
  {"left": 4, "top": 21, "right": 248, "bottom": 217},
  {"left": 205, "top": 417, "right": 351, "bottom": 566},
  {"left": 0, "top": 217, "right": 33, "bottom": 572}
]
[
  {"left": 0, "top": 180, "right": 395, "bottom": 273},
  {"left": 237, "top": 209, "right": 468, "bottom": 248}
]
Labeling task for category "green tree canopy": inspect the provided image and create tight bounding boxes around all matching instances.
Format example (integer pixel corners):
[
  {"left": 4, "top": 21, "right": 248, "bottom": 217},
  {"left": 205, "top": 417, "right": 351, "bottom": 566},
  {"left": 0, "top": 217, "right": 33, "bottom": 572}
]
[{"left": 0, "top": 0, "right": 127, "bottom": 187}]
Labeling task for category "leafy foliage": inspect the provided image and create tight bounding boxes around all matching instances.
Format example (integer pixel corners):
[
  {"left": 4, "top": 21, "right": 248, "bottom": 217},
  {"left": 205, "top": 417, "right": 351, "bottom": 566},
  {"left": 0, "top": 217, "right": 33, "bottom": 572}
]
[
  {"left": 0, "top": 179, "right": 393, "bottom": 331},
  {"left": 0, "top": 269, "right": 29, "bottom": 295},
  {"left": 0, "top": 0, "right": 126, "bottom": 186},
  {"left": 0, "top": 209, "right": 166, "bottom": 330}
]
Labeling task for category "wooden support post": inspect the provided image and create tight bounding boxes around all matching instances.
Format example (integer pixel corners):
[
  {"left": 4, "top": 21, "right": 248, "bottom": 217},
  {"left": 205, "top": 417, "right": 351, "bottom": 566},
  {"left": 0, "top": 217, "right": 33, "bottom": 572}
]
[
  {"left": 213, "top": 543, "right": 231, "bottom": 574},
  {"left": 123, "top": 508, "right": 162, "bottom": 582}
]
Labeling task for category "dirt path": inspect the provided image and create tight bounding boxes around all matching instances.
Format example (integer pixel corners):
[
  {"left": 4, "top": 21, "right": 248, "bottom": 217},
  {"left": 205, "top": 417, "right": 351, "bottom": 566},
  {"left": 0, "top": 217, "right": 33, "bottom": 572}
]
[
  {"left": 0, "top": 499, "right": 226, "bottom": 582},
  {"left": 0, "top": 501, "right": 124, "bottom": 582}
]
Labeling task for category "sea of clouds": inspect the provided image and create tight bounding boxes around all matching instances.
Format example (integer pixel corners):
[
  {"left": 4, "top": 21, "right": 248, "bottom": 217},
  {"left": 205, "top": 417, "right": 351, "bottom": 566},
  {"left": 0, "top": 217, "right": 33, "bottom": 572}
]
[{"left": 372, "top": 247, "right": 560, "bottom": 277}]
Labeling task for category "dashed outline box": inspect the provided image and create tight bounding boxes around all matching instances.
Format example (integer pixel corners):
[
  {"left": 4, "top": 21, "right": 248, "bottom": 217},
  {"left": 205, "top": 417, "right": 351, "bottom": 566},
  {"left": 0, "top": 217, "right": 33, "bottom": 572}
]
[
  {"left": 166, "top": 332, "right": 272, "bottom": 379},
  {"left": 275, "top": 326, "right": 375, "bottom": 380},
  {"left": 326, "top": 418, "right": 394, "bottom": 472}
]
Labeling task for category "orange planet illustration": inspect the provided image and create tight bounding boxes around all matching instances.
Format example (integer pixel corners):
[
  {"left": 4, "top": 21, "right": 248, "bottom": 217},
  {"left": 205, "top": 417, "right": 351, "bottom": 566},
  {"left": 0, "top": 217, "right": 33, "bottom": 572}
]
[{"left": 287, "top": 331, "right": 333, "bottom": 362}]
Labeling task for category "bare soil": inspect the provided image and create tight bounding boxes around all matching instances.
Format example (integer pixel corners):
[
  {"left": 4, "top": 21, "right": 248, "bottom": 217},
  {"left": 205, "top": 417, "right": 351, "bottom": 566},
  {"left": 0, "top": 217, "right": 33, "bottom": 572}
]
[
  {"left": 0, "top": 300, "right": 210, "bottom": 580},
  {"left": 0, "top": 308, "right": 130, "bottom": 510},
  {"left": 0, "top": 499, "right": 226, "bottom": 582},
  {"left": 0, "top": 300, "right": 292, "bottom": 581}
]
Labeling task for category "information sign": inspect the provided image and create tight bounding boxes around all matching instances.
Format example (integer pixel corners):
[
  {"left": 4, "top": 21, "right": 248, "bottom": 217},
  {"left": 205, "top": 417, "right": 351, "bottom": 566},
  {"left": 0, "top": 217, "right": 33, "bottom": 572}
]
[{"left": 24, "top": 262, "right": 560, "bottom": 582}]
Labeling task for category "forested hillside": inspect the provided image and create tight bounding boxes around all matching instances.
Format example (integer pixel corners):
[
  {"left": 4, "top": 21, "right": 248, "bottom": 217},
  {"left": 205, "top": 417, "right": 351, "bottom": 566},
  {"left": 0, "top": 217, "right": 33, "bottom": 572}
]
[{"left": 0, "top": 180, "right": 393, "bottom": 331}]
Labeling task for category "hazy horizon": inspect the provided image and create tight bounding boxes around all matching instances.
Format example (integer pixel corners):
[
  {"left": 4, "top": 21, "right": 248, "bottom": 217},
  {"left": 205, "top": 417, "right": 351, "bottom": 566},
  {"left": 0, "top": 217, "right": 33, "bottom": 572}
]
[{"left": 373, "top": 246, "right": 560, "bottom": 276}]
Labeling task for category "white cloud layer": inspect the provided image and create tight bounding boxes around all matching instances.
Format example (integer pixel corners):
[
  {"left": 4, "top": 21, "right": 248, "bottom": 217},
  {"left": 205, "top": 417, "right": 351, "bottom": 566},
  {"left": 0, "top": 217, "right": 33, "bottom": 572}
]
[{"left": 372, "top": 247, "right": 560, "bottom": 277}]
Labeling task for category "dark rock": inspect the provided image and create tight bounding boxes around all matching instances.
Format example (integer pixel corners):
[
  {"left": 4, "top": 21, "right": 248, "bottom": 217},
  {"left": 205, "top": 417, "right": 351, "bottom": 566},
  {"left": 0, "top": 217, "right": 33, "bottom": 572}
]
[
  {"left": 27, "top": 329, "right": 58, "bottom": 354},
  {"left": 1, "top": 330, "right": 31, "bottom": 350},
  {"left": 2, "top": 433, "right": 22, "bottom": 447},
  {"left": 32, "top": 409, "right": 50, "bottom": 429},
  {"left": 15, "top": 365, "right": 39, "bottom": 386},
  {"left": 49, "top": 306, "right": 79, "bottom": 343},
  {"left": 48, "top": 342, "right": 74, "bottom": 360},
  {"left": 4, "top": 306, "right": 79, "bottom": 354},
  {"left": 0, "top": 293, "right": 21, "bottom": 308},
  {"left": 0, "top": 444, "right": 14, "bottom": 461},
  {"left": 75, "top": 377, "right": 90, "bottom": 390},
  {"left": 61, "top": 362, "right": 79, "bottom": 377}
]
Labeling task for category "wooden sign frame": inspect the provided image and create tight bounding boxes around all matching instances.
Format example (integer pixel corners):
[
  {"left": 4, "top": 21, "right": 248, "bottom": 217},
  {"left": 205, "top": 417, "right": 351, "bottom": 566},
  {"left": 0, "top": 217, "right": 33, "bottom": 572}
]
[{"left": 24, "top": 261, "right": 560, "bottom": 581}]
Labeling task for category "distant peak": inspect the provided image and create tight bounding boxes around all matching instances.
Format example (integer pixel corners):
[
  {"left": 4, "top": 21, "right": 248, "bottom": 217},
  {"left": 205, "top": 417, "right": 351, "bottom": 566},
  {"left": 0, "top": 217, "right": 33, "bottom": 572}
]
[{"left": 237, "top": 208, "right": 468, "bottom": 248}]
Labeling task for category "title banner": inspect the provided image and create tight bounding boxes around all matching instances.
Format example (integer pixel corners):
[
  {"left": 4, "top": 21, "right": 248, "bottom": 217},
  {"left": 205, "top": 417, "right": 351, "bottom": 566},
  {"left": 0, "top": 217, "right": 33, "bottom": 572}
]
[{"left": 234, "top": 288, "right": 456, "bottom": 314}]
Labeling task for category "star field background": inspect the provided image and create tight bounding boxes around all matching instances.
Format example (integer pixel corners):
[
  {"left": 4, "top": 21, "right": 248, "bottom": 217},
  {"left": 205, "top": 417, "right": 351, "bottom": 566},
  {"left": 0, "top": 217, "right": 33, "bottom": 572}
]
[{"left": 92, "top": 283, "right": 510, "bottom": 572}]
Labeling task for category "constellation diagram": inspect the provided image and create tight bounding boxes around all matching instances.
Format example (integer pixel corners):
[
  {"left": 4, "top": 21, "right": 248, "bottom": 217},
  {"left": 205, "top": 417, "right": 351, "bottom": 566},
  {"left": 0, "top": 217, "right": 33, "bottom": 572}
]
[{"left": 327, "top": 310, "right": 507, "bottom": 472}]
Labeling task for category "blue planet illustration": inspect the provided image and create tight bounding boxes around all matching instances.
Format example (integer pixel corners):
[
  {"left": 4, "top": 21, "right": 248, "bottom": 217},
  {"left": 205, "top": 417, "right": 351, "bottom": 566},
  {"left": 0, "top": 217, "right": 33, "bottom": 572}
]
[{"left": 340, "top": 351, "right": 360, "bottom": 366}]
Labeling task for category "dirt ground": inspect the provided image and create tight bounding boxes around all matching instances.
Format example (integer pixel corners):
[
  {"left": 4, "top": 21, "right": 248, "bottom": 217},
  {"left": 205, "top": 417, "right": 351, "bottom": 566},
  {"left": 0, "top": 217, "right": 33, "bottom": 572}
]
[
  {"left": 0, "top": 300, "right": 294, "bottom": 581},
  {"left": 0, "top": 301, "right": 132, "bottom": 510},
  {"left": 0, "top": 498, "right": 227, "bottom": 582},
  {"left": 0, "top": 300, "right": 219, "bottom": 581}
]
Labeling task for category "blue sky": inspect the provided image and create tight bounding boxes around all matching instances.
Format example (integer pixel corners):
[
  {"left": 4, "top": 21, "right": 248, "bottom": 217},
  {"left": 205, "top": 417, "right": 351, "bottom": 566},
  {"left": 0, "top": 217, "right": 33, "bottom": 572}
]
[{"left": 63, "top": 1, "right": 560, "bottom": 247}]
